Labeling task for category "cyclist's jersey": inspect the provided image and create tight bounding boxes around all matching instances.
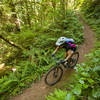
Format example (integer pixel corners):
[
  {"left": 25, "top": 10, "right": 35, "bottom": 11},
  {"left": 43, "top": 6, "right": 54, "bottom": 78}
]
[{"left": 62, "top": 38, "right": 76, "bottom": 51}]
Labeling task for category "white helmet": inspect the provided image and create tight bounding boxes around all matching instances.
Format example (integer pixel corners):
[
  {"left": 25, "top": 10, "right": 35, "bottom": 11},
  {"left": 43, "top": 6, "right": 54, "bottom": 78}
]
[{"left": 56, "top": 37, "right": 67, "bottom": 46}]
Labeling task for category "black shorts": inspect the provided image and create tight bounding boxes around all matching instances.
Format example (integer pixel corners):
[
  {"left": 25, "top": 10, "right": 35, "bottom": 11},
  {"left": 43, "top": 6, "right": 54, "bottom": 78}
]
[
  {"left": 71, "top": 47, "right": 76, "bottom": 52},
  {"left": 65, "top": 47, "right": 76, "bottom": 52}
]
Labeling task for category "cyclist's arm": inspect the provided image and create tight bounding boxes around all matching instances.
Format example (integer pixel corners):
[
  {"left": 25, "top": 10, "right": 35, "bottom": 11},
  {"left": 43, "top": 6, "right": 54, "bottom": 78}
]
[{"left": 53, "top": 46, "right": 60, "bottom": 55}]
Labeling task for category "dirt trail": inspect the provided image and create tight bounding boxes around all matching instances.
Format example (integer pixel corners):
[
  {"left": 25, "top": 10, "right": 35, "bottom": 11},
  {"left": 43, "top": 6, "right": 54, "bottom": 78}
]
[{"left": 10, "top": 16, "right": 95, "bottom": 100}]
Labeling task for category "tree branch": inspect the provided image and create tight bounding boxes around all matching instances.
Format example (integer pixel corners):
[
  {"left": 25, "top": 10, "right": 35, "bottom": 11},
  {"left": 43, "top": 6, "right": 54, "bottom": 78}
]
[{"left": 0, "top": 35, "right": 22, "bottom": 50}]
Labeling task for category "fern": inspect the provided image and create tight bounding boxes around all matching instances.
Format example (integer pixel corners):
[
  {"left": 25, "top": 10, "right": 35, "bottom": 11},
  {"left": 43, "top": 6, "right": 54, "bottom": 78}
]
[
  {"left": 0, "top": 80, "right": 18, "bottom": 93},
  {"left": 46, "top": 89, "right": 67, "bottom": 100}
]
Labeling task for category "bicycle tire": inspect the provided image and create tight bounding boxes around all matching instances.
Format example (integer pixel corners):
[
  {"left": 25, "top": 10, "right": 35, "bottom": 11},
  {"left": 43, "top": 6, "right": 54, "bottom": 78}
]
[
  {"left": 68, "top": 52, "right": 79, "bottom": 68},
  {"left": 45, "top": 66, "right": 63, "bottom": 86}
]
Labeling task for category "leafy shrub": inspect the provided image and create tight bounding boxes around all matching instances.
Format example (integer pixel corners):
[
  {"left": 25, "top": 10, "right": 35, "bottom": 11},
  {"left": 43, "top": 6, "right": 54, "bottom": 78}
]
[
  {"left": 46, "top": 89, "right": 67, "bottom": 100},
  {"left": 46, "top": 89, "right": 75, "bottom": 100},
  {"left": 1, "top": 24, "right": 15, "bottom": 32}
]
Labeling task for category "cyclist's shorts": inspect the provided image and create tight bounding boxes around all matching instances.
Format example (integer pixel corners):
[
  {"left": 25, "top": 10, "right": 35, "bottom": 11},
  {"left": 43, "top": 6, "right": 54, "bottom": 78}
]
[
  {"left": 71, "top": 47, "right": 76, "bottom": 52},
  {"left": 66, "top": 47, "right": 76, "bottom": 52}
]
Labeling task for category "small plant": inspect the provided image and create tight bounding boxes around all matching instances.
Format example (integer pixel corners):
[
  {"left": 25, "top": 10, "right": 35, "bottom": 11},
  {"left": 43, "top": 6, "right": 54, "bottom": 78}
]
[{"left": 46, "top": 89, "right": 67, "bottom": 100}]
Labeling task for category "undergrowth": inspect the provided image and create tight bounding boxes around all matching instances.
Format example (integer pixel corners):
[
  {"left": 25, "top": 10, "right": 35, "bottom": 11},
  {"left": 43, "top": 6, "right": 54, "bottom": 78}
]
[{"left": 0, "top": 9, "right": 84, "bottom": 100}]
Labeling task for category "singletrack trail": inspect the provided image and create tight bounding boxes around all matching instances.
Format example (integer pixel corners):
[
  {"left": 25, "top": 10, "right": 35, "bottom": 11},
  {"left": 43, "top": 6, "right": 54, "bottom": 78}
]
[{"left": 10, "top": 16, "right": 95, "bottom": 100}]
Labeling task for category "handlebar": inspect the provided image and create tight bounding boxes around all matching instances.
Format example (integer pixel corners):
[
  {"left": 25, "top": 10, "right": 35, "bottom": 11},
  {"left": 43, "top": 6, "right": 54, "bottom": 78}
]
[{"left": 52, "top": 56, "right": 63, "bottom": 65}]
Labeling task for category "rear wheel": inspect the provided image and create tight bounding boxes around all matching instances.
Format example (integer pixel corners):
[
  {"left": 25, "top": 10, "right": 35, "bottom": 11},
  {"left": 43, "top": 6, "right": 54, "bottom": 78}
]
[
  {"left": 45, "top": 66, "right": 63, "bottom": 86},
  {"left": 68, "top": 52, "right": 79, "bottom": 68}
]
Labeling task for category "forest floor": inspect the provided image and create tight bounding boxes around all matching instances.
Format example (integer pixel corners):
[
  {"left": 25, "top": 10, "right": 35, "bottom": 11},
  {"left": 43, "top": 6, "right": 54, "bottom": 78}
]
[{"left": 10, "top": 15, "right": 95, "bottom": 100}]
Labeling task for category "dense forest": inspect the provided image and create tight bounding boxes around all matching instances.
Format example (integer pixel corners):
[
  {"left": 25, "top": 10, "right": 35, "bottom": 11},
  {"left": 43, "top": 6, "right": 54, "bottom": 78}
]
[{"left": 0, "top": 0, "right": 100, "bottom": 100}]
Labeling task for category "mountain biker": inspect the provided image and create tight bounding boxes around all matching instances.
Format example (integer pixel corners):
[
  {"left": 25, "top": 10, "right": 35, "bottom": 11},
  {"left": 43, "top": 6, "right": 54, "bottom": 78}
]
[{"left": 52, "top": 37, "right": 76, "bottom": 64}]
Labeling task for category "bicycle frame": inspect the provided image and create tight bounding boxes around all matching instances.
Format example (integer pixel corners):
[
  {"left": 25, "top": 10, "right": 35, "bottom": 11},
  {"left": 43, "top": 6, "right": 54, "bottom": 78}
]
[{"left": 52, "top": 56, "right": 67, "bottom": 68}]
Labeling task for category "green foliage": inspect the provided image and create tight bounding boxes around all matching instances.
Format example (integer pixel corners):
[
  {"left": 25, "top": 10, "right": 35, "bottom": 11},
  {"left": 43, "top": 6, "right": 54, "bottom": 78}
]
[
  {"left": 46, "top": 1, "right": 100, "bottom": 100},
  {"left": 47, "top": 36, "right": 100, "bottom": 100},
  {"left": 72, "top": 3, "right": 100, "bottom": 98},
  {"left": 2, "top": 9, "right": 84, "bottom": 65},
  {"left": 0, "top": 79, "right": 18, "bottom": 93},
  {"left": 80, "top": 0, "right": 100, "bottom": 19},
  {"left": 73, "top": 47, "right": 100, "bottom": 99},
  {"left": 46, "top": 89, "right": 75, "bottom": 100},
  {"left": 46, "top": 89, "right": 67, "bottom": 100},
  {"left": 65, "top": 93, "right": 75, "bottom": 100},
  {"left": 0, "top": 60, "right": 49, "bottom": 99},
  {"left": 0, "top": 0, "right": 84, "bottom": 99},
  {"left": 1, "top": 24, "right": 15, "bottom": 32},
  {"left": 49, "top": 9, "right": 84, "bottom": 44}
]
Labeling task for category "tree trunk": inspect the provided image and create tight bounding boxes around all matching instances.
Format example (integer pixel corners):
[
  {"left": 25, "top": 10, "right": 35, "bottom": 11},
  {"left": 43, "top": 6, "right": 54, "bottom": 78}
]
[
  {"left": 9, "top": 1, "right": 21, "bottom": 32},
  {"left": 52, "top": 0, "right": 56, "bottom": 22},
  {"left": 60, "top": 0, "right": 66, "bottom": 19},
  {"left": 25, "top": 0, "right": 31, "bottom": 27}
]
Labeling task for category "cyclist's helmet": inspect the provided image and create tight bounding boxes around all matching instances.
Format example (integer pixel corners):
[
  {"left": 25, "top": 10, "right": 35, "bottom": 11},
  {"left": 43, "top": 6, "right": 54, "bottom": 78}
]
[{"left": 56, "top": 37, "right": 67, "bottom": 46}]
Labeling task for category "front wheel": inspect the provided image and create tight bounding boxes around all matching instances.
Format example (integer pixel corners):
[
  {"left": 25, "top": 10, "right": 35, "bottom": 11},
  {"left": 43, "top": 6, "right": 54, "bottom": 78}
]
[
  {"left": 45, "top": 66, "right": 63, "bottom": 86},
  {"left": 68, "top": 52, "right": 79, "bottom": 68}
]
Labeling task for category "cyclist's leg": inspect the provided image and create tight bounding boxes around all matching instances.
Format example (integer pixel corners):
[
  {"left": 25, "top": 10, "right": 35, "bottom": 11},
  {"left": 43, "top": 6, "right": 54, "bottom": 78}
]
[
  {"left": 63, "top": 50, "right": 73, "bottom": 68},
  {"left": 65, "top": 49, "right": 74, "bottom": 61},
  {"left": 65, "top": 51, "right": 68, "bottom": 57}
]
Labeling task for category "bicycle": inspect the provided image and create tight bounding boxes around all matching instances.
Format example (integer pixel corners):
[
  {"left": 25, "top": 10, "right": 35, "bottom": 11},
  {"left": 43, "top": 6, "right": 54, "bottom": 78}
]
[{"left": 45, "top": 52, "right": 79, "bottom": 86}]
